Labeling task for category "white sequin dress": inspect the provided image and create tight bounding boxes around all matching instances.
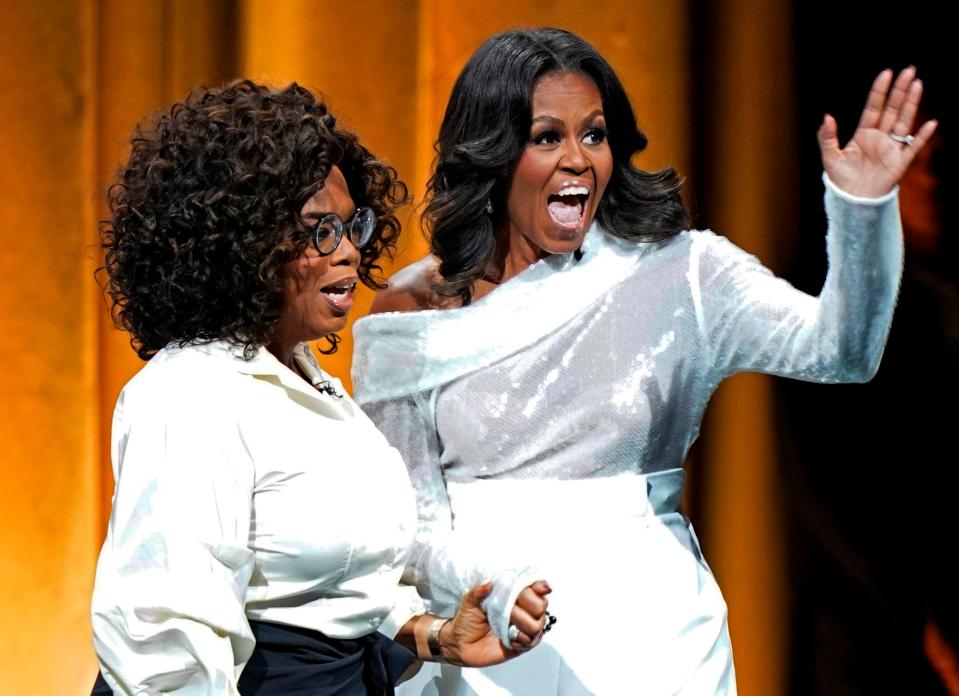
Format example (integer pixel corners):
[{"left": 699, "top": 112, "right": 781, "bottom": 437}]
[{"left": 352, "top": 176, "right": 902, "bottom": 695}]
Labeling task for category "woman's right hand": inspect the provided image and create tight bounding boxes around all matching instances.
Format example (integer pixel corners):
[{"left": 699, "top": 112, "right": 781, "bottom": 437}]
[{"left": 440, "top": 579, "right": 551, "bottom": 666}]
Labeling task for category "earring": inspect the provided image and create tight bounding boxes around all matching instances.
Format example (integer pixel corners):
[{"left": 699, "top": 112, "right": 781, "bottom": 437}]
[{"left": 485, "top": 199, "right": 493, "bottom": 215}]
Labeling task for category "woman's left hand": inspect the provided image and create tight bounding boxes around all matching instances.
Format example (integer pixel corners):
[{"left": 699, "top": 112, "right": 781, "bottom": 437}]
[{"left": 819, "top": 66, "right": 938, "bottom": 198}]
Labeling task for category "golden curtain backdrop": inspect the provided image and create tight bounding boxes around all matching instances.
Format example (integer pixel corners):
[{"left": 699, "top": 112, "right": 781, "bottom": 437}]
[{"left": 0, "top": 1, "right": 788, "bottom": 693}]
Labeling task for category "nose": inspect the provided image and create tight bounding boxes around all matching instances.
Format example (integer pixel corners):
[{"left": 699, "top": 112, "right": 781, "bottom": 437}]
[
  {"left": 559, "top": 139, "right": 589, "bottom": 174},
  {"left": 330, "top": 233, "right": 361, "bottom": 268}
]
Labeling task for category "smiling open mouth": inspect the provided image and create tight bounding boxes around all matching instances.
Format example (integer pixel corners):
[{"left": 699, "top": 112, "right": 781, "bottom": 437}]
[
  {"left": 547, "top": 186, "right": 589, "bottom": 228},
  {"left": 320, "top": 281, "right": 356, "bottom": 313},
  {"left": 321, "top": 282, "right": 355, "bottom": 300}
]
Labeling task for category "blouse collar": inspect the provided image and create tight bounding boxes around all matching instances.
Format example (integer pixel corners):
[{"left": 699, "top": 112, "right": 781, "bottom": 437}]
[{"left": 174, "top": 340, "right": 354, "bottom": 418}]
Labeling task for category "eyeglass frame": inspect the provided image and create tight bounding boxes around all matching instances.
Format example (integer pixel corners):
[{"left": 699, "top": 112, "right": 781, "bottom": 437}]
[{"left": 309, "top": 206, "right": 376, "bottom": 256}]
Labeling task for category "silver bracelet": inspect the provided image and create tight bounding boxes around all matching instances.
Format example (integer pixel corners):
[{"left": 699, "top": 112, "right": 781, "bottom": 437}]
[{"left": 427, "top": 618, "right": 448, "bottom": 659}]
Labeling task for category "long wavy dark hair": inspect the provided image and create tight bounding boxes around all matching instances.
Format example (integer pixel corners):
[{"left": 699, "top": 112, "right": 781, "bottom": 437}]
[
  {"left": 425, "top": 27, "right": 688, "bottom": 304},
  {"left": 101, "top": 80, "right": 408, "bottom": 360}
]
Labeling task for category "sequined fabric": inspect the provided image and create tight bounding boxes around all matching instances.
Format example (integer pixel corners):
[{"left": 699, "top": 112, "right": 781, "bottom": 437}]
[{"left": 351, "top": 176, "right": 902, "bottom": 693}]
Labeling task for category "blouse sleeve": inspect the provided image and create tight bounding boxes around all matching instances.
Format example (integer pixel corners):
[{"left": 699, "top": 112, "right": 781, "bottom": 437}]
[
  {"left": 363, "top": 393, "right": 540, "bottom": 648},
  {"left": 693, "top": 173, "right": 903, "bottom": 384},
  {"left": 91, "top": 388, "right": 256, "bottom": 695}
]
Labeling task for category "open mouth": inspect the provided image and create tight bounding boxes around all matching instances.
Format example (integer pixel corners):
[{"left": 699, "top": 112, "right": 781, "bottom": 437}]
[
  {"left": 546, "top": 185, "right": 590, "bottom": 229},
  {"left": 320, "top": 281, "right": 356, "bottom": 313}
]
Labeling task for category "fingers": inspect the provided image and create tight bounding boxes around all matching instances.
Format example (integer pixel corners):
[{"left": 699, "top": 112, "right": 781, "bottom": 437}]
[
  {"left": 911, "top": 118, "right": 939, "bottom": 153},
  {"left": 881, "top": 66, "right": 937, "bottom": 165},
  {"left": 508, "top": 612, "right": 554, "bottom": 651},
  {"left": 817, "top": 113, "right": 840, "bottom": 168},
  {"left": 893, "top": 80, "right": 938, "bottom": 153},
  {"left": 515, "top": 587, "right": 549, "bottom": 618},
  {"left": 529, "top": 580, "right": 552, "bottom": 597},
  {"left": 505, "top": 580, "right": 553, "bottom": 650},
  {"left": 509, "top": 604, "right": 545, "bottom": 643},
  {"left": 857, "top": 69, "right": 893, "bottom": 131},
  {"left": 817, "top": 113, "right": 838, "bottom": 147},
  {"left": 508, "top": 628, "right": 543, "bottom": 651},
  {"left": 878, "top": 66, "right": 916, "bottom": 133},
  {"left": 891, "top": 77, "right": 923, "bottom": 137}
]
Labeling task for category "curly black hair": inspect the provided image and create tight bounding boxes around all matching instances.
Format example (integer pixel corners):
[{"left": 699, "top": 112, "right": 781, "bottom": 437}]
[
  {"left": 425, "top": 27, "right": 689, "bottom": 304},
  {"left": 101, "top": 79, "right": 408, "bottom": 360}
]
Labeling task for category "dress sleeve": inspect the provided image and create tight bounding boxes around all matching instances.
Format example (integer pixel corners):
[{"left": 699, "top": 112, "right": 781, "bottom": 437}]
[
  {"left": 363, "top": 393, "right": 540, "bottom": 648},
  {"left": 693, "top": 173, "right": 903, "bottom": 384},
  {"left": 91, "top": 389, "right": 256, "bottom": 695}
]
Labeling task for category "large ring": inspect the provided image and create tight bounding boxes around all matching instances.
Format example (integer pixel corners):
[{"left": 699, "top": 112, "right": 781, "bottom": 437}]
[
  {"left": 889, "top": 132, "right": 915, "bottom": 145},
  {"left": 544, "top": 611, "right": 557, "bottom": 632},
  {"left": 507, "top": 624, "right": 521, "bottom": 642}
]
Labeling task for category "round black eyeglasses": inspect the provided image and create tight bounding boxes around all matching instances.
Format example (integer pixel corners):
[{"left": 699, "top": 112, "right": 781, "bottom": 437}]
[{"left": 311, "top": 207, "right": 376, "bottom": 256}]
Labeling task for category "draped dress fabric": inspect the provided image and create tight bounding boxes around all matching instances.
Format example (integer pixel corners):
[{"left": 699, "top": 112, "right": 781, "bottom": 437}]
[{"left": 351, "top": 176, "right": 903, "bottom": 695}]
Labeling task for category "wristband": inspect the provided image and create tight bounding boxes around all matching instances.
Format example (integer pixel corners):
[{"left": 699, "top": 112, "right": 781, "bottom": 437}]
[{"left": 427, "top": 618, "right": 448, "bottom": 658}]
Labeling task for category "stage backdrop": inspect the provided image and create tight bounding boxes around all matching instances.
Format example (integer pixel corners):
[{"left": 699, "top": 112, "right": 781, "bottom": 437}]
[{"left": 0, "top": 0, "right": 793, "bottom": 692}]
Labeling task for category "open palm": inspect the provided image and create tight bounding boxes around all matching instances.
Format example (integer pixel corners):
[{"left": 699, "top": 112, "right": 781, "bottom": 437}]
[{"left": 819, "top": 67, "right": 937, "bottom": 198}]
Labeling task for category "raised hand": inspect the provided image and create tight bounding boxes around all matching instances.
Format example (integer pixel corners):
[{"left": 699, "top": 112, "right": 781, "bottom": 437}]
[{"left": 818, "top": 66, "right": 938, "bottom": 198}]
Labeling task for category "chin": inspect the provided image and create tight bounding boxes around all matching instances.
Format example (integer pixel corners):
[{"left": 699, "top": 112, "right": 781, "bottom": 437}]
[
  {"left": 315, "top": 317, "right": 349, "bottom": 338},
  {"left": 538, "top": 226, "right": 588, "bottom": 254}
]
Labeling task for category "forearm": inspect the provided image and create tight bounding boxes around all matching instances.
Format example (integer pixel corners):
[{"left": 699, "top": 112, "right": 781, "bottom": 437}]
[
  {"left": 701, "top": 175, "right": 903, "bottom": 382},
  {"left": 817, "top": 173, "right": 902, "bottom": 380}
]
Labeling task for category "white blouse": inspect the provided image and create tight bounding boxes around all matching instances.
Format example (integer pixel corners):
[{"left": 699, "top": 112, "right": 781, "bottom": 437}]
[{"left": 91, "top": 341, "right": 424, "bottom": 695}]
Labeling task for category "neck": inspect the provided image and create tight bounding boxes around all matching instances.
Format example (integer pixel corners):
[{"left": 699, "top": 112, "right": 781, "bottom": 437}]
[
  {"left": 266, "top": 335, "right": 296, "bottom": 370},
  {"left": 496, "top": 227, "right": 550, "bottom": 284}
]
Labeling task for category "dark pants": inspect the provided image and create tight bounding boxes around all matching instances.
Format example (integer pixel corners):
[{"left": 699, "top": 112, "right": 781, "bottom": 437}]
[{"left": 92, "top": 620, "right": 416, "bottom": 695}]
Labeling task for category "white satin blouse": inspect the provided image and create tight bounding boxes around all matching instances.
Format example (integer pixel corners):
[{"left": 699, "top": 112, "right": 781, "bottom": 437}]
[{"left": 91, "top": 341, "right": 424, "bottom": 695}]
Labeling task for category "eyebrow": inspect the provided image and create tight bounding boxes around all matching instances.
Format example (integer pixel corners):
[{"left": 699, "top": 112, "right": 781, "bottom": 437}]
[
  {"left": 303, "top": 207, "right": 358, "bottom": 222},
  {"left": 531, "top": 109, "right": 606, "bottom": 127}
]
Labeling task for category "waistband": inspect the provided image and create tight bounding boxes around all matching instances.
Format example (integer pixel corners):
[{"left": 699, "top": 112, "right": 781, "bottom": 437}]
[
  {"left": 446, "top": 468, "right": 685, "bottom": 522},
  {"left": 238, "top": 620, "right": 414, "bottom": 695}
]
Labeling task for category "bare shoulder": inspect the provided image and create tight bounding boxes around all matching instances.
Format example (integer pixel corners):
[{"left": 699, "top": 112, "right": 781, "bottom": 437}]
[{"left": 370, "top": 256, "right": 459, "bottom": 314}]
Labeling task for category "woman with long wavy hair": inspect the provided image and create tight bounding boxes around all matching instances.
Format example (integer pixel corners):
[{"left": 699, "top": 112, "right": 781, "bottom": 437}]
[{"left": 352, "top": 27, "right": 936, "bottom": 694}]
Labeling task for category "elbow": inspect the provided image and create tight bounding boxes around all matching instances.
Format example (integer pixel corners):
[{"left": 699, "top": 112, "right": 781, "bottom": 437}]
[
  {"left": 842, "top": 359, "right": 880, "bottom": 384},
  {"left": 832, "top": 339, "right": 886, "bottom": 383},
  {"left": 818, "top": 307, "right": 892, "bottom": 383}
]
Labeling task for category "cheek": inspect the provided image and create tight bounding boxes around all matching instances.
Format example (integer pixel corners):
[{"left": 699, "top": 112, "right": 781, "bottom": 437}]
[
  {"left": 511, "top": 183, "right": 538, "bottom": 221},
  {"left": 595, "top": 149, "right": 614, "bottom": 193},
  {"left": 508, "top": 155, "right": 550, "bottom": 219},
  {"left": 283, "top": 258, "right": 328, "bottom": 313},
  {"left": 284, "top": 260, "right": 312, "bottom": 298}
]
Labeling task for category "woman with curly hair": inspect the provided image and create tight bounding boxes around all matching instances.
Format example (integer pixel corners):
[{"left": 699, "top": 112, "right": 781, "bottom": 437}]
[
  {"left": 89, "top": 80, "right": 548, "bottom": 696},
  {"left": 351, "top": 27, "right": 937, "bottom": 694}
]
